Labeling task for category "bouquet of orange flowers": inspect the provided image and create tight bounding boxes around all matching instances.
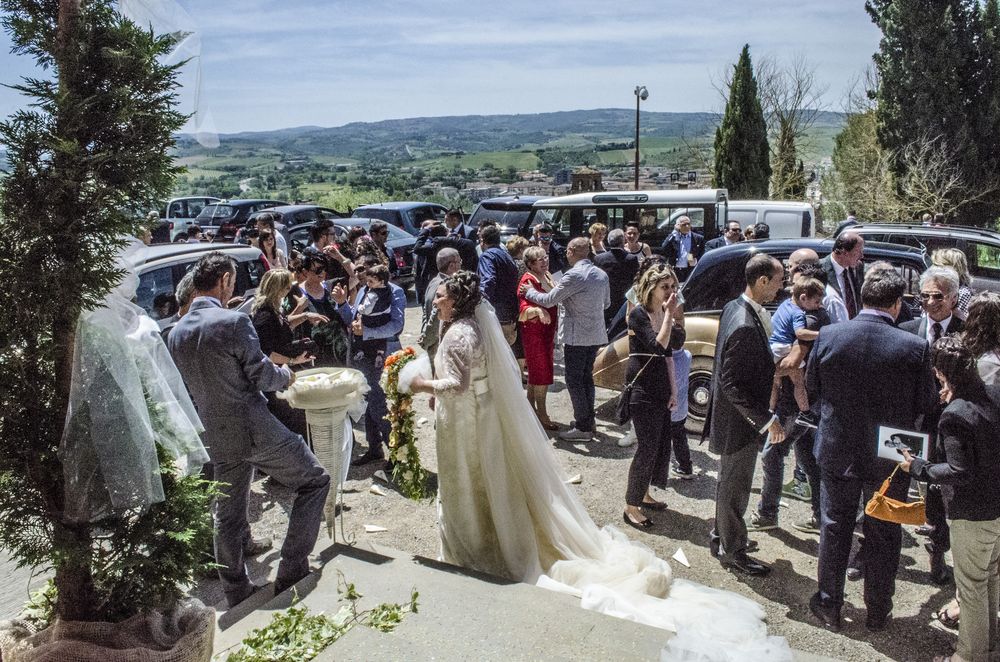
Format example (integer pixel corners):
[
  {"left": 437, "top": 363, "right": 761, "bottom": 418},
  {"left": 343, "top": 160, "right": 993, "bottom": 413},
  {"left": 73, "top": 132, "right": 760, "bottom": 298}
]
[{"left": 382, "top": 347, "right": 431, "bottom": 499}]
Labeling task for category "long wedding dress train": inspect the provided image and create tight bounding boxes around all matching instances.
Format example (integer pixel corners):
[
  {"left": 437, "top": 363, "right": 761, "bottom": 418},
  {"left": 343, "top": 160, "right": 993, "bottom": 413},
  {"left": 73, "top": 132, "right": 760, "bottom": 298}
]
[{"left": 419, "top": 304, "right": 792, "bottom": 661}]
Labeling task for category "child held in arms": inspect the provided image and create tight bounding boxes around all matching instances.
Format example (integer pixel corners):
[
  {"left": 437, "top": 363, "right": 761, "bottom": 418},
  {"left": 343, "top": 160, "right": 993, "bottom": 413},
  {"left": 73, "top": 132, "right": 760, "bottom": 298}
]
[
  {"left": 768, "top": 276, "right": 827, "bottom": 428},
  {"left": 353, "top": 263, "right": 393, "bottom": 363}
]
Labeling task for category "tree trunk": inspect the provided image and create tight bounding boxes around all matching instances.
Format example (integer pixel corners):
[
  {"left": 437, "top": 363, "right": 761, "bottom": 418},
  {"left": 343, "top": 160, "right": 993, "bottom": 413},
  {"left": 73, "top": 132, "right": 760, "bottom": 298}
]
[{"left": 51, "top": 0, "right": 97, "bottom": 622}]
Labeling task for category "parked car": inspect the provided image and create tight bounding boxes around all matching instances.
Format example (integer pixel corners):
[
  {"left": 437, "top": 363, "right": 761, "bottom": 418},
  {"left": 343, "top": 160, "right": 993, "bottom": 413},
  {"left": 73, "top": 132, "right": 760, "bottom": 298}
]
[
  {"left": 157, "top": 196, "right": 220, "bottom": 242},
  {"left": 352, "top": 201, "right": 449, "bottom": 236},
  {"left": 592, "top": 238, "right": 931, "bottom": 433},
  {"left": 468, "top": 195, "right": 544, "bottom": 243},
  {"left": 286, "top": 217, "right": 415, "bottom": 290},
  {"left": 193, "top": 199, "right": 288, "bottom": 242},
  {"left": 834, "top": 222, "right": 1000, "bottom": 293},
  {"left": 264, "top": 204, "right": 349, "bottom": 247},
  {"left": 130, "top": 243, "right": 267, "bottom": 319}
]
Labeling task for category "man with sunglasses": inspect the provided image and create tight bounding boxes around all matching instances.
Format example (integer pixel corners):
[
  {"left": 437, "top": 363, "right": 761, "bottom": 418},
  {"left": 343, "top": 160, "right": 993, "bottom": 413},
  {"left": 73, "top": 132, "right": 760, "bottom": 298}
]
[
  {"left": 533, "top": 223, "right": 568, "bottom": 274},
  {"left": 705, "top": 221, "right": 743, "bottom": 252},
  {"left": 368, "top": 220, "right": 398, "bottom": 279},
  {"left": 305, "top": 218, "right": 353, "bottom": 284},
  {"left": 899, "top": 266, "right": 964, "bottom": 585}
]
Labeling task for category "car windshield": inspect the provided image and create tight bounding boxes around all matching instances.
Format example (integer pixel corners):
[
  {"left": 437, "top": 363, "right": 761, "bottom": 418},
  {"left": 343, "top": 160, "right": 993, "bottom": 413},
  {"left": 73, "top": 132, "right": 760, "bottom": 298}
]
[{"left": 196, "top": 204, "right": 234, "bottom": 222}]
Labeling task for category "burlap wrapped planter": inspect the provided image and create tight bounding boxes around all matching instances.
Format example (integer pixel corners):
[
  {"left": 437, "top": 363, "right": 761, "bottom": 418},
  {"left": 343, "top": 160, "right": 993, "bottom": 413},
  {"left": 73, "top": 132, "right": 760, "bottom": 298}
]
[{"left": 0, "top": 599, "right": 213, "bottom": 662}]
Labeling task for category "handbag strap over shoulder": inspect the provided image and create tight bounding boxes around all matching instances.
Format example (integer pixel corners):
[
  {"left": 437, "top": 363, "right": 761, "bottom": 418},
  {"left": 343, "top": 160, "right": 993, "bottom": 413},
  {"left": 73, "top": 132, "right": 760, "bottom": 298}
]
[{"left": 624, "top": 355, "right": 656, "bottom": 390}]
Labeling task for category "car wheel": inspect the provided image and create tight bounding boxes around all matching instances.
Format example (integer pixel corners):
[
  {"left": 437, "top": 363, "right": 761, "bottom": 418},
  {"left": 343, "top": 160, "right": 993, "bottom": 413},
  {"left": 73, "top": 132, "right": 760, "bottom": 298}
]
[{"left": 685, "top": 355, "right": 713, "bottom": 435}]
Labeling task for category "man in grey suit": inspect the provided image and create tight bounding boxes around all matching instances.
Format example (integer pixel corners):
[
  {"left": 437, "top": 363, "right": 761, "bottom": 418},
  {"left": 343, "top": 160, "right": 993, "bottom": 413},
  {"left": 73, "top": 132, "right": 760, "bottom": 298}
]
[
  {"left": 522, "top": 237, "right": 610, "bottom": 441},
  {"left": 168, "top": 253, "right": 330, "bottom": 607},
  {"left": 706, "top": 254, "right": 786, "bottom": 576}
]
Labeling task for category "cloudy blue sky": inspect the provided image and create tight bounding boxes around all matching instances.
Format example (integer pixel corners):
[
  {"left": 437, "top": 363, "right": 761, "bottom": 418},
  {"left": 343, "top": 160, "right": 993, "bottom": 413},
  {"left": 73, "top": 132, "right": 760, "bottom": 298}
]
[{"left": 0, "top": 1, "right": 881, "bottom": 134}]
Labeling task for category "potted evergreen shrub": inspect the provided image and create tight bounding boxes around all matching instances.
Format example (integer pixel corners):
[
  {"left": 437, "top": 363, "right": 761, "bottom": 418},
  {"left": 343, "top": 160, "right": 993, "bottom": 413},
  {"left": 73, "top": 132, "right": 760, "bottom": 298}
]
[{"left": 0, "top": 0, "right": 216, "bottom": 659}]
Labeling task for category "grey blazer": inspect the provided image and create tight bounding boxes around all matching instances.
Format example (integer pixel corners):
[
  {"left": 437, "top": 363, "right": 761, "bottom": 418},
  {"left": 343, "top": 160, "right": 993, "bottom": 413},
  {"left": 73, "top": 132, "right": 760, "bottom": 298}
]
[
  {"left": 168, "top": 297, "right": 293, "bottom": 463},
  {"left": 525, "top": 259, "right": 611, "bottom": 347}
]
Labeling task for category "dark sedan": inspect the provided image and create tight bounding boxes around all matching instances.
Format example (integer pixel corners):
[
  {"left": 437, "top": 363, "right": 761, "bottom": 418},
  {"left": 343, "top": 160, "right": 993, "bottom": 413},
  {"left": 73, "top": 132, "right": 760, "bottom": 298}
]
[{"left": 286, "top": 217, "right": 415, "bottom": 290}]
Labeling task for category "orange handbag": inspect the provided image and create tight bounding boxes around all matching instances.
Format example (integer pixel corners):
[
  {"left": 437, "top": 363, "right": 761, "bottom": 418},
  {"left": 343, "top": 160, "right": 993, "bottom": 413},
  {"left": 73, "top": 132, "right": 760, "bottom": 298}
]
[{"left": 865, "top": 465, "right": 926, "bottom": 526}]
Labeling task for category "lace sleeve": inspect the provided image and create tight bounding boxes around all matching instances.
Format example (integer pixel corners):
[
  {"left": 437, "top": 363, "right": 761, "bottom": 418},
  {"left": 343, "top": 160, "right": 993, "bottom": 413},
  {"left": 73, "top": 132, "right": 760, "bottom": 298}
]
[{"left": 428, "top": 320, "right": 479, "bottom": 396}]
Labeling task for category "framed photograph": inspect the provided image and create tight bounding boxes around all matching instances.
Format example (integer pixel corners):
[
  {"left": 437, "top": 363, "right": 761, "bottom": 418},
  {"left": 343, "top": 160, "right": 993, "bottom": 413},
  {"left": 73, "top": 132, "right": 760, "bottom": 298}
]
[{"left": 876, "top": 425, "right": 928, "bottom": 461}]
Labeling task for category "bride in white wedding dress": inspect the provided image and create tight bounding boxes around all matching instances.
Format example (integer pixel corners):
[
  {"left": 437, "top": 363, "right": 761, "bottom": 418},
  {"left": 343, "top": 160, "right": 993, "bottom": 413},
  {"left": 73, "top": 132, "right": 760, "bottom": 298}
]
[{"left": 408, "top": 272, "right": 792, "bottom": 661}]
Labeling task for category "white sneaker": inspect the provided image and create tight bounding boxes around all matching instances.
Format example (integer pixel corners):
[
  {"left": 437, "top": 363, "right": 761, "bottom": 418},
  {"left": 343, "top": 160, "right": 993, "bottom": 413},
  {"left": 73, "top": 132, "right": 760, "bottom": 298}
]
[
  {"left": 559, "top": 427, "right": 593, "bottom": 442},
  {"left": 617, "top": 430, "right": 637, "bottom": 447}
]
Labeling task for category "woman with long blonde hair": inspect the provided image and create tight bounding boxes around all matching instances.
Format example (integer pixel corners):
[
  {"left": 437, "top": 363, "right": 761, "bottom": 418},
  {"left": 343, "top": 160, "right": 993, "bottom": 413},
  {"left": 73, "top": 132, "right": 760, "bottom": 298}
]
[{"left": 622, "top": 263, "right": 679, "bottom": 529}]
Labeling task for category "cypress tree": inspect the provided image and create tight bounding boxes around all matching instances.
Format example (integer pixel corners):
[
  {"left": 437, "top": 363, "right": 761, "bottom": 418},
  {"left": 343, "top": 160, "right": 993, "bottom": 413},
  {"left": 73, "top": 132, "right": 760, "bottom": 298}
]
[{"left": 713, "top": 44, "right": 771, "bottom": 199}]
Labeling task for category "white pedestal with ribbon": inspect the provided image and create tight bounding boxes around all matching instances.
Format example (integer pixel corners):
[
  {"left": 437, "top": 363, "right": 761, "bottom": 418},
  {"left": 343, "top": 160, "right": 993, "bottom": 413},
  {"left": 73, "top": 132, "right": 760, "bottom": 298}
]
[{"left": 276, "top": 367, "right": 368, "bottom": 536}]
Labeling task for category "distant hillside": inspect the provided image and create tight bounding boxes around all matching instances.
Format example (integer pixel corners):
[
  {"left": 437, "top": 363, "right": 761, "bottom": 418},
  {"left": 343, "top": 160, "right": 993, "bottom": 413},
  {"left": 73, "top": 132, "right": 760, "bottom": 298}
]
[{"left": 175, "top": 108, "right": 845, "bottom": 163}]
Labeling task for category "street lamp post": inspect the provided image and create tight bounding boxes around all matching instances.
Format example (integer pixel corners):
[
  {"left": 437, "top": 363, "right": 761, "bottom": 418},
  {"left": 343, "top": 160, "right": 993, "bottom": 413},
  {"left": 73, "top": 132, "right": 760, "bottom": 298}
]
[{"left": 634, "top": 85, "right": 648, "bottom": 190}]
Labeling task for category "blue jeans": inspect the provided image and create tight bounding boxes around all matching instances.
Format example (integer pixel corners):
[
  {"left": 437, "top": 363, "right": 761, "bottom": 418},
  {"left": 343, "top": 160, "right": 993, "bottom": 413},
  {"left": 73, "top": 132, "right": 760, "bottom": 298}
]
[
  {"left": 563, "top": 344, "right": 600, "bottom": 432},
  {"left": 756, "top": 413, "right": 821, "bottom": 521}
]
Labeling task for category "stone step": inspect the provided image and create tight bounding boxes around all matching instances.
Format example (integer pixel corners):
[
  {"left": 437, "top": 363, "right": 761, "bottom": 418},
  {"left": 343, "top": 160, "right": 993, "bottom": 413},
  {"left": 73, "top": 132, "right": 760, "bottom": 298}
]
[{"left": 213, "top": 541, "right": 839, "bottom": 662}]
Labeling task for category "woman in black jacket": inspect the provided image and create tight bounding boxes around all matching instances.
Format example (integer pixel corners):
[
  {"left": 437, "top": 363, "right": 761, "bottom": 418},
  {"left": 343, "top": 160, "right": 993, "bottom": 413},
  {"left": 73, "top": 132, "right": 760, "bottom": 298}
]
[
  {"left": 251, "top": 268, "right": 327, "bottom": 435},
  {"left": 901, "top": 336, "right": 1000, "bottom": 662},
  {"left": 622, "top": 264, "right": 678, "bottom": 530}
]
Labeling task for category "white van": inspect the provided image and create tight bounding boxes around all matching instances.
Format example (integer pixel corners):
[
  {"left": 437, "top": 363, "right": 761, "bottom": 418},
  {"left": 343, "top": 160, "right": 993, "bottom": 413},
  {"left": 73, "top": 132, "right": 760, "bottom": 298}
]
[{"left": 726, "top": 200, "right": 815, "bottom": 239}]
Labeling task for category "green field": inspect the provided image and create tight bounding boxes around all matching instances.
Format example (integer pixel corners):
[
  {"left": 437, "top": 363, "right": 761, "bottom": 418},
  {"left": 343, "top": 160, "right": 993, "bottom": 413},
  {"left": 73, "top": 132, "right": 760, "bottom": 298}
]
[{"left": 413, "top": 150, "right": 542, "bottom": 171}]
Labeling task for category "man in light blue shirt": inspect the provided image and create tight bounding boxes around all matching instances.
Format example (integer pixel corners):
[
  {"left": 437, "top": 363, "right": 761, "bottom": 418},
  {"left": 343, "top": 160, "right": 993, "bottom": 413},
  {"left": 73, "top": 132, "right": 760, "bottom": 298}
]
[{"left": 332, "top": 255, "right": 407, "bottom": 467}]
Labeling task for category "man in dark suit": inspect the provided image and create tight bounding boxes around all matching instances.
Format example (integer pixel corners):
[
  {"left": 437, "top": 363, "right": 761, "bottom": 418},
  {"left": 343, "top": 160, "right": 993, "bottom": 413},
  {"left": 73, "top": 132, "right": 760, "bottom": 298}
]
[
  {"left": 444, "top": 208, "right": 477, "bottom": 242},
  {"left": 705, "top": 221, "right": 743, "bottom": 252},
  {"left": 534, "top": 223, "right": 569, "bottom": 274},
  {"left": 706, "top": 254, "right": 786, "bottom": 576},
  {"left": 820, "top": 231, "right": 864, "bottom": 323},
  {"left": 660, "top": 215, "right": 705, "bottom": 282},
  {"left": 807, "top": 267, "right": 937, "bottom": 632},
  {"left": 900, "top": 266, "right": 964, "bottom": 584},
  {"left": 412, "top": 222, "right": 479, "bottom": 302},
  {"left": 593, "top": 229, "right": 639, "bottom": 326},
  {"left": 168, "top": 252, "right": 331, "bottom": 607}
]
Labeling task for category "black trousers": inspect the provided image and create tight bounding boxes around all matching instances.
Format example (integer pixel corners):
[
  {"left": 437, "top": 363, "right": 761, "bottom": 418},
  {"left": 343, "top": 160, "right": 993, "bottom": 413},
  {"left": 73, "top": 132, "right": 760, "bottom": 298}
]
[
  {"left": 668, "top": 419, "right": 692, "bottom": 473},
  {"left": 626, "top": 396, "right": 672, "bottom": 506},
  {"left": 817, "top": 469, "right": 910, "bottom": 615}
]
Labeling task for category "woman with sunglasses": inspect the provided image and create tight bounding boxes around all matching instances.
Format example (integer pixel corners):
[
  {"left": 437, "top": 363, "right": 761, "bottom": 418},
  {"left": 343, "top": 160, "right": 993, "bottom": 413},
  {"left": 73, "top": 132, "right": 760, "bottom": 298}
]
[
  {"left": 297, "top": 253, "right": 351, "bottom": 367},
  {"left": 258, "top": 228, "right": 288, "bottom": 269}
]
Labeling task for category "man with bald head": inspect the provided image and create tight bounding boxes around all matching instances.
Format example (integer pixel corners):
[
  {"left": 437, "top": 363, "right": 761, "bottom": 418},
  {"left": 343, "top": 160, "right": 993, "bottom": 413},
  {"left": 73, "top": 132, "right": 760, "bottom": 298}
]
[{"left": 522, "top": 236, "right": 610, "bottom": 441}]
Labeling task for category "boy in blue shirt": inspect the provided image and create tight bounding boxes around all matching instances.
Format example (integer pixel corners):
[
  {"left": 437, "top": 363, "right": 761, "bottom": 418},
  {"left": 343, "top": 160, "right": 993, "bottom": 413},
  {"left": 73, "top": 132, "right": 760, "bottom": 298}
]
[{"left": 768, "top": 277, "right": 826, "bottom": 425}]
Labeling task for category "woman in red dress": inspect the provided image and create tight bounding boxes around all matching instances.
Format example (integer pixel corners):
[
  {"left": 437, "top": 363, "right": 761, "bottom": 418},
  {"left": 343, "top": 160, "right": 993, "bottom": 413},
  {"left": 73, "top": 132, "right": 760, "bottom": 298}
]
[{"left": 518, "top": 246, "right": 559, "bottom": 430}]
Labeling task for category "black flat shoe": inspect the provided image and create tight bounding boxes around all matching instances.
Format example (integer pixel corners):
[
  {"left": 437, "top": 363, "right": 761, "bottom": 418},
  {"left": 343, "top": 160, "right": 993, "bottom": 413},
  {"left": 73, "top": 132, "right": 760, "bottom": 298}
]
[
  {"left": 351, "top": 451, "right": 384, "bottom": 466},
  {"left": 809, "top": 592, "right": 842, "bottom": 632},
  {"left": 722, "top": 552, "right": 771, "bottom": 576},
  {"left": 641, "top": 500, "right": 668, "bottom": 511},
  {"left": 623, "top": 511, "right": 653, "bottom": 530}
]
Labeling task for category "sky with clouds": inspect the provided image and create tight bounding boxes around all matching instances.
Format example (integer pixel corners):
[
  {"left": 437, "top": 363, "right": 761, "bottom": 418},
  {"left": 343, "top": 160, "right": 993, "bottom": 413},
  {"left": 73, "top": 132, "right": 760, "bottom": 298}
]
[{"left": 0, "top": 1, "right": 882, "bottom": 134}]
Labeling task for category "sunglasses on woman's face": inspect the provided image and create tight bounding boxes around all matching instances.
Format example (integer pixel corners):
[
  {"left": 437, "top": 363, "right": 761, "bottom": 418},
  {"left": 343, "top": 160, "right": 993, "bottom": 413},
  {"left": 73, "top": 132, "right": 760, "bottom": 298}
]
[{"left": 311, "top": 267, "right": 325, "bottom": 275}]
